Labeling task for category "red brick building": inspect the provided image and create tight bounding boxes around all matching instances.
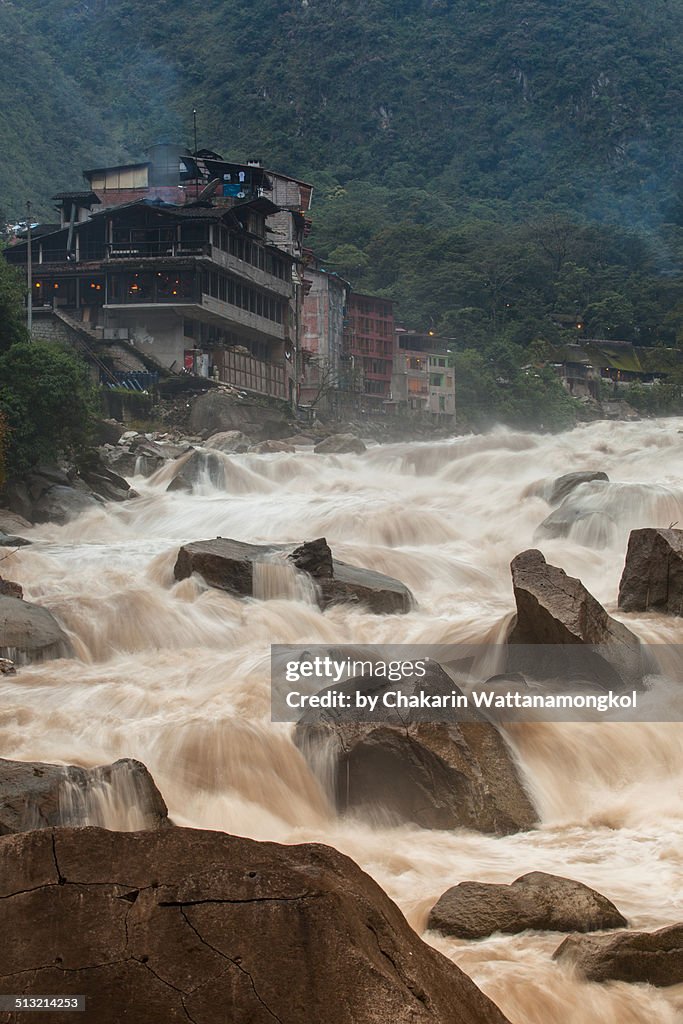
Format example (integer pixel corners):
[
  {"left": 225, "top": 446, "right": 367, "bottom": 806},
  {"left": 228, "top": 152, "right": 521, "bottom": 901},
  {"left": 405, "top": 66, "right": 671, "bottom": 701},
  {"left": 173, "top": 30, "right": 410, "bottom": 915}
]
[{"left": 344, "top": 292, "right": 395, "bottom": 411}]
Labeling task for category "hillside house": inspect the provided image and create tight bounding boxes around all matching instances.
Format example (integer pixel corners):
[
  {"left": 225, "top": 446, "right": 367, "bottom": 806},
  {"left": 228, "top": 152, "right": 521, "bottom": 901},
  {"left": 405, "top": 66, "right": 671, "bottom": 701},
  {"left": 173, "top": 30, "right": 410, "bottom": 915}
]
[
  {"left": 7, "top": 144, "right": 313, "bottom": 405},
  {"left": 390, "top": 329, "right": 456, "bottom": 419}
]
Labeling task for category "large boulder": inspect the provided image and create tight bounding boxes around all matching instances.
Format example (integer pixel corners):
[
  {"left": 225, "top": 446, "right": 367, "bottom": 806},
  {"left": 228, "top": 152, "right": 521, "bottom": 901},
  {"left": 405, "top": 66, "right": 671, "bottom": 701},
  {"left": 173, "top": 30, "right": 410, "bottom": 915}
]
[
  {"left": 554, "top": 924, "right": 683, "bottom": 987},
  {"left": 548, "top": 471, "right": 609, "bottom": 506},
  {"left": 31, "top": 483, "right": 101, "bottom": 524},
  {"left": 0, "top": 826, "right": 513, "bottom": 1024},
  {"left": 535, "top": 499, "right": 614, "bottom": 544},
  {"left": 506, "top": 549, "right": 645, "bottom": 690},
  {"left": 0, "top": 595, "right": 74, "bottom": 663},
  {"left": 535, "top": 475, "right": 613, "bottom": 543},
  {"left": 0, "top": 577, "right": 23, "bottom": 599},
  {"left": 294, "top": 664, "right": 537, "bottom": 835},
  {"left": 0, "top": 757, "right": 169, "bottom": 835},
  {"left": 314, "top": 432, "right": 367, "bottom": 454},
  {"left": 0, "top": 532, "right": 31, "bottom": 547},
  {"left": 204, "top": 429, "right": 252, "bottom": 453},
  {"left": 618, "top": 528, "right": 683, "bottom": 615},
  {"left": 174, "top": 537, "right": 413, "bottom": 614},
  {"left": 3, "top": 471, "right": 97, "bottom": 524},
  {"left": 0, "top": 510, "right": 32, "bottom": 535},
  {"left": 189, "top": 390, "right": 293, "bottom": 441},
  {"left": 248, "top": 439, "right": 296, "bottom": 453},
  {"left": 427, "top": 872, "right": 627, "bottom": 939},
  {"left": 74, "top": 449, "right": 135, "bottom": 502},
  {"left": 101, "top": 437, "right": 187, "bottom": 479}
]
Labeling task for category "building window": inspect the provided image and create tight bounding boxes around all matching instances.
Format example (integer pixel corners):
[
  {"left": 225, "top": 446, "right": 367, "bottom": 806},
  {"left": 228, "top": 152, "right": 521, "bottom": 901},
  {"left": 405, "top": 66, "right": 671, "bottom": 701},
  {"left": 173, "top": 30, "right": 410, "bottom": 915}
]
[{"left": 127, "top": 272, "right": 153, "bottom": 300}]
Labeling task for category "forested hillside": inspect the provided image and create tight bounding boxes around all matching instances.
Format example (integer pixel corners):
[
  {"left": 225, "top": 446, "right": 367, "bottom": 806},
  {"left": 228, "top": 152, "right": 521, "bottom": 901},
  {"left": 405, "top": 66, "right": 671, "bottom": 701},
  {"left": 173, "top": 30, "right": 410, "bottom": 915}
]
[{"left": 3, "top": 0, "right": 683, "bottom": 357}]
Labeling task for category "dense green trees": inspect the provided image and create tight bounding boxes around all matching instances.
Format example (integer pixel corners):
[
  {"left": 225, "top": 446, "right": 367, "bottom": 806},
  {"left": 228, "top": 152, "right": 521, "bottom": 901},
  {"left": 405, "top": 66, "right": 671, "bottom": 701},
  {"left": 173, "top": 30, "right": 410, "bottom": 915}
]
[
  {"left": 0, "top": 340, "right": 97, "bottom": 479},
  {"left": 0, "top": 257, "right": 28, "bottom": 352}
]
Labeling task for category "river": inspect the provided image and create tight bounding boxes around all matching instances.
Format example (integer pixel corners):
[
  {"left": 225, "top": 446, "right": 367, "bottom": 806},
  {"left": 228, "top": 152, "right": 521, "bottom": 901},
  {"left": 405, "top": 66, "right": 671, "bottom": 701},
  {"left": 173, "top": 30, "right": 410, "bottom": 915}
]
[{"left": 2, "top": 417, "right": 683, "bottom": 1023}]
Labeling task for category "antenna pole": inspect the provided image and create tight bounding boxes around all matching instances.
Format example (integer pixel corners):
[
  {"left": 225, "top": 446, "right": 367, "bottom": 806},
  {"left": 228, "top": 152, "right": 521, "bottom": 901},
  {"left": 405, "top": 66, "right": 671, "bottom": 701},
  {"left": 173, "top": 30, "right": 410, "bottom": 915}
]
[
  {"left": 26, "top": 201, "right": 32, "bottom": 338},
  {"left": 193, "top": 108, "right": 199, "bottom": 199}
]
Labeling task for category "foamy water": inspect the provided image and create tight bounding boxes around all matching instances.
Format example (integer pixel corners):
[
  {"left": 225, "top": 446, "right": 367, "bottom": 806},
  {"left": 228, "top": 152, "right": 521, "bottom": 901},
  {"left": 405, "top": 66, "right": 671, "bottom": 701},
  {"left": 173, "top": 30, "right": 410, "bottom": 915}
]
[{"left": 2, "top": 417, "right": 683, "bottom": 1022}]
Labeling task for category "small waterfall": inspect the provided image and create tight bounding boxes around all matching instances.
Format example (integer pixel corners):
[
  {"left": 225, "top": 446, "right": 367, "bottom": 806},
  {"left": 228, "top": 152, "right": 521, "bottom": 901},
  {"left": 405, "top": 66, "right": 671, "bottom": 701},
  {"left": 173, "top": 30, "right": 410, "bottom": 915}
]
[
  {"left": 252, "top": 551, "right": 319, "bottom": 604},
  {"left": 58, "top": 759, "right": 166, "bottom": 831}
]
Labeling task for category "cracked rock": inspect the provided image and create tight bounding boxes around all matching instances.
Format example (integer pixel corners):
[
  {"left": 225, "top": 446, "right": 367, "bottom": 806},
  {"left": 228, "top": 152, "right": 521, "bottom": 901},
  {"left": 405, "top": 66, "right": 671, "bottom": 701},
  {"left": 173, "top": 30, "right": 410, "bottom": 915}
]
[{"left": 0, "top": 825, "right": 512, "bottom": 1024}]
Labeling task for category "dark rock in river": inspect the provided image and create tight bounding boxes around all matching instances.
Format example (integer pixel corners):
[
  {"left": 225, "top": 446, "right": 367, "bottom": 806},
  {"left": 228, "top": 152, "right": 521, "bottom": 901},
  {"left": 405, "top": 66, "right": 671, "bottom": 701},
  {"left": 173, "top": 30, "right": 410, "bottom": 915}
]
[
  {"left": 204, "top": 429, "right": 252, "bottom": 453},
  {"left": 314, "top": 432, "right": 367, "bottom": 454},
  {"left": 618, "top": 528, "right": 683, "bottom": 615},
  {"left": 294, "top": 664, "right": 537, "bottom": 834},
  {"left": 0, "top": 577, "right": 23, "bottom": 599},
  {"left": 0, "top": 532, "right": 31, "bottom": 547},
  {"left": 0, "top": 595, "right": 74, "bottom": 663},
  {"left": 506, "top": 549, "right": 645, "bottom": 690},
  {"left": 427, "top": 871, "right": 627, "bottom": 939},
  {"left": 0, "top": 825, "right": 512, "bottom": 1024},
  {"left": 535, "top": 474, "right": 613, "bottom": 542},
  {"left": 74, "top": 449, "right": 135, "bottom": 502},
  {"left": 189, "top": 389, "right": 293, "bottom": 441},
  {"left": 248, "top": 439, "right": 296, "bottom": 453},
  {"left": 31, "top": 483, "right": 100, "bottom": 524},
  {"left": 290, "top": 537, "right": 334, "bottom": 578},
  {"left": 553, "top": 923, "right": 683, "bottom": 987},
  {"left": 174, "top": 537, "right": 413, "bottom": 614},
  {"left": 4, "top": 473, "right": 100, "bottom": 525},
  {"left": 548, "top": 471, "right": 609, "bottom": 506},
  {"left": 0, "top": 757, "right": 168, "bottom": 835},
  {"left": 3, "top": 454, "right": 137, "bottom": 524},
  {"left": 0, "top": 511, "right": 32, "bottom": 535}
]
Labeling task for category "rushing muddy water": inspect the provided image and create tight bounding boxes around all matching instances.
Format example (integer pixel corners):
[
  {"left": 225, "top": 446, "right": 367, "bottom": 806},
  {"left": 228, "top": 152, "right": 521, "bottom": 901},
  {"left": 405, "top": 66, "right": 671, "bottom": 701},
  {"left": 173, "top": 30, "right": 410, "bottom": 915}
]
[{"left": 2, "top": 417, "right": 683, "bottom": 1022}]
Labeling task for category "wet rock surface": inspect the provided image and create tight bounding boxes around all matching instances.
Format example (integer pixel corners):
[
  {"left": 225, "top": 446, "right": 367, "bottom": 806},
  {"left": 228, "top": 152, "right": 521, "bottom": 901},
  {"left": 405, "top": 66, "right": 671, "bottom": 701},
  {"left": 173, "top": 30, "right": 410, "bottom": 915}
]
[
  {"left": 0, "top": 577, "right": 23, "bottom": 599},
  {"left": 294, "top": 664, "right": 537, "bottom": 834},
  {"left": 0, "top": 595, "right": 74, "bottom": 663},
  {"left": 553, "top": 923, "right": 683, "bottom": 987},
  {"left": 548, "top": 471, "right": 610, "bottom": 506},
  {"left": 0, "top": 825, "right": 513, "bottom": 1024},
  {"left": 204, "top": 429, "right": 252, "bottom": 453},
  {"left": 618, "top": 527, "right": 683, "bottom": 615},
  {"left": 189, "top": 390, "right": 294, "bottom": 441},
  {"left": 174, "top": 537, "right": 414, "bottom": 614},
  {"left": 0, "top": 757, "right": 169, "bottom": 835},
  {"left": 506, "top": 549, "right": 645, "bottom": 690},
  {"left": 427, "top": 872, "right": 627, "bottom": 939},
  {"left": 74, "top": 449, "right": 135, "bottom": 502},
  {"left": 314, "top": 432, "right": 367, "bottom": 454},
  {"left": 248, "top": 439, "right": 296, "bottom": 453}
]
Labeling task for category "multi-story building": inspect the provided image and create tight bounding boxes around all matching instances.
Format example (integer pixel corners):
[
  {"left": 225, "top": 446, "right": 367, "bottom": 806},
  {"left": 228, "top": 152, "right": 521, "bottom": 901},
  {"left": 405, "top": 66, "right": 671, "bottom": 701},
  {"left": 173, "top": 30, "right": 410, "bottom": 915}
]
[
  {"left": 6, "top": 144, "right": 313, "bottom": 405},
  {"left": 343, "top": 293, "right": 395, "bottom": 412},
  {"left": 391, "top": 329, "right": 456, "bottom": 419},
  {"left": 299, "top": 252, "right": 349, "bottom": 412}
]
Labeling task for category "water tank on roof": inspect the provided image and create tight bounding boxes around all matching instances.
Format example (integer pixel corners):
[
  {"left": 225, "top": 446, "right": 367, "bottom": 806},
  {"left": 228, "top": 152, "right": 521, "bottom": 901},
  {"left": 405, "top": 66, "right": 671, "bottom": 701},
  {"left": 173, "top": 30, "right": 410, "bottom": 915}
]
[{"left": 148, "top": 143, "right": 184, "bottom": 187}]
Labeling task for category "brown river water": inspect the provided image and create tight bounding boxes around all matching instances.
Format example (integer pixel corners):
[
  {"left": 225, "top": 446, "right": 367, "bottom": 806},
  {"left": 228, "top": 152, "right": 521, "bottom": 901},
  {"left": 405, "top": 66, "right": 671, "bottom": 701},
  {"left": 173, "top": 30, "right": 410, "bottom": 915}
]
[{"left": 2, "top": 417, "right": 683, "bottom": 1023}]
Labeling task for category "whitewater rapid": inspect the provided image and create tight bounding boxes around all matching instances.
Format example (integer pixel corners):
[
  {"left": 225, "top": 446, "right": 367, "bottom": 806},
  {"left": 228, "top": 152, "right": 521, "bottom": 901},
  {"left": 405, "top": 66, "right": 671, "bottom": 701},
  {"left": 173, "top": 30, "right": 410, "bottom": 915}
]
[{"left": 2, "top": 417, "right": 683, "bottom": 1023}]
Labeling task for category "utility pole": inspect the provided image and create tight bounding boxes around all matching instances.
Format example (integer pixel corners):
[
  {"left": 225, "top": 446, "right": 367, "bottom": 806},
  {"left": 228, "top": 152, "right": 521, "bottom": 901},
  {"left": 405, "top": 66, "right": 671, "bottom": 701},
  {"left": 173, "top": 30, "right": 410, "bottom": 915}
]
[
  {"left": 26, "top": 200, "right": 32, "bottom": 338},
  {"left": 193, "top": 108, "right": 199, "bottom": 200}
]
